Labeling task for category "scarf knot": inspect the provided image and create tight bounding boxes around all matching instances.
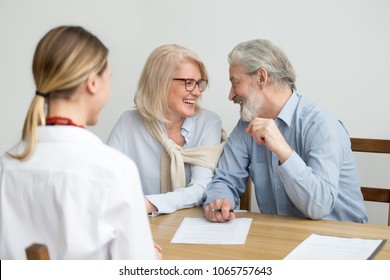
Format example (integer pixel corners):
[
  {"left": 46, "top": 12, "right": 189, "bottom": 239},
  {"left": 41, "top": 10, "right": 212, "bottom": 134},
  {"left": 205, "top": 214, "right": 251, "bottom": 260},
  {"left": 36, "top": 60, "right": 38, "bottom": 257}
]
[
  {"left": 161, "top": 138, "right": 182, "bottom": 156},
  {"left": 143, "top": 118, "right": 227, "bottom": 193}
]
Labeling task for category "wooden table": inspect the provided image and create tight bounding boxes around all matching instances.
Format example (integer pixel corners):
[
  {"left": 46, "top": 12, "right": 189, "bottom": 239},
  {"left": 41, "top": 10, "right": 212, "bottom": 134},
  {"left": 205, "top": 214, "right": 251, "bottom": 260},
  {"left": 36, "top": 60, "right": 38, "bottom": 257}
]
[{"left": 149, "top": 207, "right": 390, "bottom": 260}]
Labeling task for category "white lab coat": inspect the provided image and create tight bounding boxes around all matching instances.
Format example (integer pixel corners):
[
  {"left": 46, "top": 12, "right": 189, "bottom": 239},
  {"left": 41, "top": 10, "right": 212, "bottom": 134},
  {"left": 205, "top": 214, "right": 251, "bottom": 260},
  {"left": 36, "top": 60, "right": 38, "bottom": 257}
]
[{"left": 0, "top": 126, "right": 156, "bottom": 259}]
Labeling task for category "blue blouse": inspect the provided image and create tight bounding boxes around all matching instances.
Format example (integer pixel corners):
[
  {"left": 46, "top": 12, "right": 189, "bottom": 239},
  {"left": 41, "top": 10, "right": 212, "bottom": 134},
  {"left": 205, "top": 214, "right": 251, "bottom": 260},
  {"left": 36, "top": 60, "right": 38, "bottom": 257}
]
[{"left": 107, "top": 108, "right": 222, "bottom": 214}]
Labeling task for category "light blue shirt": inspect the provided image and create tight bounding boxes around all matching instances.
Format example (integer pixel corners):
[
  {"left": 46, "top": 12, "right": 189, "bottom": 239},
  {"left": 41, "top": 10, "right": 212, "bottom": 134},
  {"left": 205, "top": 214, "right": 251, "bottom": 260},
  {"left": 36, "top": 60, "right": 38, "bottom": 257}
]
[
  {"left": 204, "top": 92, "right": 368, "bottom": 223},
  {"left": 107, "top": 108, "right": 222, "bottom": 214}
]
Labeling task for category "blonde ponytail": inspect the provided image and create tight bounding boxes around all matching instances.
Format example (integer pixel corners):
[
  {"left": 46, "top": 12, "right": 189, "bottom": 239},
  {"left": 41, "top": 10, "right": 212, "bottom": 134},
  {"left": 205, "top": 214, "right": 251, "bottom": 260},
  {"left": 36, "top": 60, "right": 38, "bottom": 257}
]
[{"left": 9, "top": 95, "right": 46, "bottom": 160}]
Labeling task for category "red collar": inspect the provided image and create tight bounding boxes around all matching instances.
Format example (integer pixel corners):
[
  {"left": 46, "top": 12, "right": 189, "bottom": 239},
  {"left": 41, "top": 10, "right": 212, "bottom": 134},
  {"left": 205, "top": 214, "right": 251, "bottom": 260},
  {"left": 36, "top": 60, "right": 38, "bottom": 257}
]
[{"left": 46, "top": 116, "right": 84, "bottom": 128}]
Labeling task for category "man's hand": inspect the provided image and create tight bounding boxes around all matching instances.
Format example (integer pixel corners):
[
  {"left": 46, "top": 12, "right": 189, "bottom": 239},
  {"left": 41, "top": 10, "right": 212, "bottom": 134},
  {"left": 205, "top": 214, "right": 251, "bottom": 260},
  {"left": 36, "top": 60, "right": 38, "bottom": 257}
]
[
  {"left": 203, "top": 198, "right": 235, "bottom": 222},
  {"left": 246, "top": 118, "right": 293, "bottom": 164}
]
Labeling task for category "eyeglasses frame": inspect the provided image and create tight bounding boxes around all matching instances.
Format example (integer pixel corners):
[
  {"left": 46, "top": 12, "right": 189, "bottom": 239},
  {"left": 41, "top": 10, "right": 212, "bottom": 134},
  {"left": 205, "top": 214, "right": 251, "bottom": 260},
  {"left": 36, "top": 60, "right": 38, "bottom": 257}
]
[{"left": 172, "top": 78, "right": 208, "bottom": 92}]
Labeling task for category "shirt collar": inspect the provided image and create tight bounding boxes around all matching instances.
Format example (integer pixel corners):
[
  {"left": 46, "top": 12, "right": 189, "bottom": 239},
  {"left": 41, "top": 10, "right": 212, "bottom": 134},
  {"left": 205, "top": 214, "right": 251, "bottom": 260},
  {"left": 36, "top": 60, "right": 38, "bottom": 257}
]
[
  {"left": 160, "top": 115, "right": 196, "bottom": 145},
  {"left": 181, "top": 115, "right": 195, "bottom": 143},
  {"left": 277, "top": 91, "right": 300, "bottom": 127},
  {"left": 37, "top": 126, "right": 102, "bottom": 144}
]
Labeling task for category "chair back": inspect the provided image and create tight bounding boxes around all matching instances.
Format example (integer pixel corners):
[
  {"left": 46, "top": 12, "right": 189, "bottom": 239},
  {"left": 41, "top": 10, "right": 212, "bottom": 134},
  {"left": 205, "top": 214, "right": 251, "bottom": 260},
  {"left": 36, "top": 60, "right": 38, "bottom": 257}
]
[
  {"left": 25, "top": 243, "right": 50, "bottom": 260},
  {"left": 351, "top": 138, "right": 390, "bottom": 226}
]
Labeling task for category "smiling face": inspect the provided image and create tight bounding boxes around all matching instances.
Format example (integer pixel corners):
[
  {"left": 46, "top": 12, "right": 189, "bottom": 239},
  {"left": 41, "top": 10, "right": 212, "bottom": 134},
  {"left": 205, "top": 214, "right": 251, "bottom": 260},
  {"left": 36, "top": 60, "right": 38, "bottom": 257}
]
[
  {"left": 229, "top": 64, "right": 263, "bottom": 122},
  {"left": 166, "top": 60, "right": 203, "bottom": 122}
]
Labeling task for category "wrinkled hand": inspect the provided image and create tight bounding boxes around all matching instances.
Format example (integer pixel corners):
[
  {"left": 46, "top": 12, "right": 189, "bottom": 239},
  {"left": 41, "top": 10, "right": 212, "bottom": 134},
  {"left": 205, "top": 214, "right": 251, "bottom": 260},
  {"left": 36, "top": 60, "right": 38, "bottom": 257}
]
[
  {"left": 203, "top": 199, "right": 235, "bottom": 223},
  {"left": 246, "top": 118, "right": 292, "bottom": 164}
]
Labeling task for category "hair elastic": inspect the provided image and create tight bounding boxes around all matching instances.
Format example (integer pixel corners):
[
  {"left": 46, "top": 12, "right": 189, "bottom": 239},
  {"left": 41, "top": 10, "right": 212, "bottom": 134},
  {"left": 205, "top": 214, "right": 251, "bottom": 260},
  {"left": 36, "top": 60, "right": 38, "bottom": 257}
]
[{"left": 35, "top": 91, "right": 48, "bottom": 98}]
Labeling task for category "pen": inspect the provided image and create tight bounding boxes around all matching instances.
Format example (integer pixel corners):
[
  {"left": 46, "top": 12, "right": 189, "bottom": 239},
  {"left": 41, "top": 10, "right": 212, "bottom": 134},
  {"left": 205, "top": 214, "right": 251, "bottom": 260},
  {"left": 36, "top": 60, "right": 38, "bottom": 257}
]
[{"left": 212, "top": 209, "right": 247, "bottom": 213}]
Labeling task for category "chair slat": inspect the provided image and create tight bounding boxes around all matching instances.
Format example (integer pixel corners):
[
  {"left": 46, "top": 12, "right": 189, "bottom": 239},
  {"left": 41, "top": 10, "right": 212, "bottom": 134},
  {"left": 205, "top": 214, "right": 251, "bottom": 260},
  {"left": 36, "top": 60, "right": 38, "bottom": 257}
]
[
  {"left": 351, "top": 138, "right": 390, "bottom": 153},
  {"left": 361, "top": 187, "right": 390, "bottom": 203}
]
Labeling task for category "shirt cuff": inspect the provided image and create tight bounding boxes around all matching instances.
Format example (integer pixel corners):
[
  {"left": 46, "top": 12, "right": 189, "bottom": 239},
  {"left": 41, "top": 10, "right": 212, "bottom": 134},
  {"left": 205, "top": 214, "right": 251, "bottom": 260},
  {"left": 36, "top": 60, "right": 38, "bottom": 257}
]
[
  {"left": 277, "top": 151, "right": 307, "bottom": 180},
  {"left": 203, "top": 182, "right": 236, "bottom": 207},
  {"left": 146, "top": 194, "right": 177, "bottom": 214}
]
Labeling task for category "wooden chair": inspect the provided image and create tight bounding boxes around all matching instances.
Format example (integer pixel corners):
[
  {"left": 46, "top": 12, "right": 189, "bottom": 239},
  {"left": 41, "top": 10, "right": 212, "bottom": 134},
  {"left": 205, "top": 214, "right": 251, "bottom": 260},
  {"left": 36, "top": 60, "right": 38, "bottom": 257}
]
[
  {"left": 25, "top": 243, "right": 50, "bottom": 260},
  {"left": 240, "top": 179, "right": 252, "bottom": 211},
  {"left": 350, "top": 138, "right": 390, "bottom": 226}
]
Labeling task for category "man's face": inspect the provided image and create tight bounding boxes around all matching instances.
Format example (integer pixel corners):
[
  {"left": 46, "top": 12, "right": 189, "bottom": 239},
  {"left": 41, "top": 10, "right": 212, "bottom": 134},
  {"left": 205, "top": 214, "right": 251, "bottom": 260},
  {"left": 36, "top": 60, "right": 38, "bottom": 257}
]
[{"left": 229, "top": 64, "right": 263, "bottom": 122}]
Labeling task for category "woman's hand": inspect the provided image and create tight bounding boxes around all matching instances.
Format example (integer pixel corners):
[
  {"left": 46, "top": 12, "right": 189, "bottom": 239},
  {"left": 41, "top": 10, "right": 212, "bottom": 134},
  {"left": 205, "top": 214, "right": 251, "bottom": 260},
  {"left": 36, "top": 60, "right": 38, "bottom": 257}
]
[
  {"left": 154, "top": 242, "right": 162, "bottom": 260},
  {"left": 144, "top": 197, "right": 158, "bottom": 214}
]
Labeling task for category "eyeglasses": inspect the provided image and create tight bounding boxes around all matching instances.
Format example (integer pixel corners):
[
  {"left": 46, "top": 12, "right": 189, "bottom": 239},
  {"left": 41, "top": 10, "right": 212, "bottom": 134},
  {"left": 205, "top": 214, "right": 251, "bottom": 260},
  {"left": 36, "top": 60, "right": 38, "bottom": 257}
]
[{"left": 172, "top": 78, "right": 208, "bottom": 92}]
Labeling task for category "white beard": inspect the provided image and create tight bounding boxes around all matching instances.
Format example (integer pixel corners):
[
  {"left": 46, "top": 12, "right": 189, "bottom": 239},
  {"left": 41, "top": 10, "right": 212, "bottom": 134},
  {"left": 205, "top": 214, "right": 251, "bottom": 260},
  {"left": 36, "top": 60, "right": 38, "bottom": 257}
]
[{"left": 240, "top": 86, "right": 263, "bottom": 122}]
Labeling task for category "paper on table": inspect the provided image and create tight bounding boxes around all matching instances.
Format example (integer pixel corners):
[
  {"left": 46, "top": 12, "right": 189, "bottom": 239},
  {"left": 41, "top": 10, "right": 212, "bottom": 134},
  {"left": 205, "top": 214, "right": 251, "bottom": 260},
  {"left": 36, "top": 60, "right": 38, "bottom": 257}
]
[
  {"left": 284, "top": 233, "right": 386, "bottom": 260},
  {"left": 171, "top": 217, "right": 252, "bottom": 244}
]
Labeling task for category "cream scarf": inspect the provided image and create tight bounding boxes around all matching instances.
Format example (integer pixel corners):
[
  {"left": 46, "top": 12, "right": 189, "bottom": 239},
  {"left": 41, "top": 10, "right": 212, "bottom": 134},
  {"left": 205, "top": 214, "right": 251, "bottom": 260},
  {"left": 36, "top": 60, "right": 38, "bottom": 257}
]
[{"left": 144, "top": 119, "right": 227, "bottom": 193}]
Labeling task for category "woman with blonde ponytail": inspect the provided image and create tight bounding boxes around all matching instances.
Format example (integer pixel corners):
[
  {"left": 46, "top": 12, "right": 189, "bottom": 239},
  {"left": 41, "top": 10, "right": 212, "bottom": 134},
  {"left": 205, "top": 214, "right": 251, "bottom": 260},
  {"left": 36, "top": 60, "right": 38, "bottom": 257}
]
[{"left": 0, "top": 26, "right": 158, "bottom": 259}]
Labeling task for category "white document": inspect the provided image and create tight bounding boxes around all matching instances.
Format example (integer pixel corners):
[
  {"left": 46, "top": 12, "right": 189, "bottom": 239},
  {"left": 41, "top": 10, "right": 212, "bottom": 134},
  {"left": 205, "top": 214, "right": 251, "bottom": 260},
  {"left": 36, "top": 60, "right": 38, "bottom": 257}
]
[
  {"left": 171, "top": 217, "right": 252, "bottom": 244},
  {"left": 284, "top": 233, "right": 386, "bottom": 260}
]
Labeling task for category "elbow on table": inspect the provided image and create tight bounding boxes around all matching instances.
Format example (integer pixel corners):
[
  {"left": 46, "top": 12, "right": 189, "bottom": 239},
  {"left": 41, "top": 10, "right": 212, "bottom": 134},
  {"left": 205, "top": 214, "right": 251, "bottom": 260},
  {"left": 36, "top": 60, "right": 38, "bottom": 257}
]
[
  {"left": 305, "top": 206, "right": 333, "bottom": 220},
  {"left": 302, "top": 199, "right": 335, "bottom": 220},
  {"left": 298, "top": 191, "right": 336, "bottom": 220}
]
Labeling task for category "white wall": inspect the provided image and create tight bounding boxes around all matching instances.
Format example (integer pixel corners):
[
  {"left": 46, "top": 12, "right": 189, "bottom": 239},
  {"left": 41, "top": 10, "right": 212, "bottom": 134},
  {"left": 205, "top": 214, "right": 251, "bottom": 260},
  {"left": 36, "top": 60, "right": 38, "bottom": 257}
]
[{"left": 1, "top": 0, "right": 389, "bottom": 224}]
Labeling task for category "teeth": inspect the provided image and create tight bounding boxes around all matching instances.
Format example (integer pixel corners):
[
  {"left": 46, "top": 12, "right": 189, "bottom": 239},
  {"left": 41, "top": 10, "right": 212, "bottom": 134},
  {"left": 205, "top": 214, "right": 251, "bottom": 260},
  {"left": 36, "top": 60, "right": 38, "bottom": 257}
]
[
  {"left": 233, "top": 96, "right": 242, "bottom": 104},
  {"left": 183, "top": 100, "right": 195, "bottom": 104}
]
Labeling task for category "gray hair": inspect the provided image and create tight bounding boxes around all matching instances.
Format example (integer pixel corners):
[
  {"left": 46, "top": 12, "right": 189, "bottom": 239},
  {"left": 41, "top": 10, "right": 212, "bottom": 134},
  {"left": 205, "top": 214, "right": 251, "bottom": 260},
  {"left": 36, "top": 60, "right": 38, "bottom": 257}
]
[{"left": 228, "top": 39, "right": 296, "bottom": 90}]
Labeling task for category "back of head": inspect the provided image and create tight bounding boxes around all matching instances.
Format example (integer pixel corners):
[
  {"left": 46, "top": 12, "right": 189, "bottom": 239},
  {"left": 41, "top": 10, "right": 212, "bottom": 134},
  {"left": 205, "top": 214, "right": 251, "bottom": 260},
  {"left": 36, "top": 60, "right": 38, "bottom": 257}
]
[
  {"left": 33, "top": 26, "right": 108, "bottom": 98},
  {"left": 134, "top": 44, "right": 208, "bottom": 122},
  {"left": 13, "top": 25, "right": 108, "bottom": 160},
  {"left": 228, "top": 39, "right": 296, "bottom": 91}
]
